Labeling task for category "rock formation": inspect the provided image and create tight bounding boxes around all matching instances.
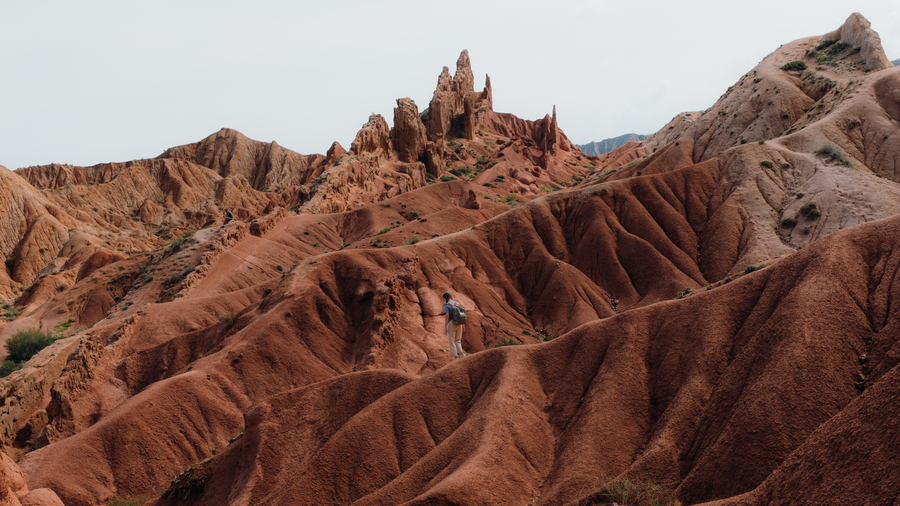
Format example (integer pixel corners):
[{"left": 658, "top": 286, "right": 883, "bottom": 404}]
[
  {"left": 822, "top": 12, "right": 893, "bottom": 72},
  {"left": 423, "top": 50, "right": 478, "bottom": 142},
  {"left": 391, "top": 98, "right": 427, "bottom": 163},
  {"left": 349, "top": 114, "right": 393, "bottom": 163},
  {"left": 160, "top": 128, "right": 326, "bottom": 191}
]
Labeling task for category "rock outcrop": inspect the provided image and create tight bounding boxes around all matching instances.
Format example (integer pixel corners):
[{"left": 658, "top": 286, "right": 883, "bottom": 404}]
[
  {"left": 350, "top": 115, "right": 393, "bottom": 164},
  {"left": 391, "top": 98, "right": 427, "bottom": 163},
  {"left": 160, "top": 128, "right": 327, "bottom": 191},
  {"left": 424, "top": 50, "right": 478, "bottom": 141},
  {"left": 822, "top": 12, "right": 893, "bottom": 72}
]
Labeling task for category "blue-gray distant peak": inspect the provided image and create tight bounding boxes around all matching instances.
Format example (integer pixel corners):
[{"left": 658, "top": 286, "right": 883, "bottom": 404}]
[{"left": 577, "top": 133, "right": 649, "bottom": 156}]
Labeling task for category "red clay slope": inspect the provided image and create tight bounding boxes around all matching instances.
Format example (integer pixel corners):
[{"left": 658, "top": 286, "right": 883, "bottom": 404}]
[
  {"left": 2, "top": 12, "right": 900, "bottom": 506},
  {"left": 137, "top": 212, "right": 900, "bottom": 505}
]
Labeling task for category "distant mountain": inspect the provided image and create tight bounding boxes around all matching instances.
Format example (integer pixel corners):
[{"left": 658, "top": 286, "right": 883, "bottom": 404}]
[
  {"left": 577, "top": 133, "right": 649, "bottom": 156},
  {"left": 892, "top": 58, "right": 899, "bottom": 66}
]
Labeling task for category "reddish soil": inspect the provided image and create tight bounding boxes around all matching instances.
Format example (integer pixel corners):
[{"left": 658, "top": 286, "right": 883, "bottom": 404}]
[{"left": 1, "top": 12, "right": 899, "bottom": 506}]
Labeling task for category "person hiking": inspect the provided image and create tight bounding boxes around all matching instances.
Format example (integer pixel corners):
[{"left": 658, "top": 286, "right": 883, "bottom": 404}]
[{"left": 442, "top": 291, "right": 467, "bottom": 361}]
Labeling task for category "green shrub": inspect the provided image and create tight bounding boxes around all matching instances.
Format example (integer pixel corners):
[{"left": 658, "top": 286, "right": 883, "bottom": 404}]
[
  {"left": 449, "top": 167, "right": 472, "bottom": 177},
  {"left": 404, "top": 236, "right": 420, "bottom": 245},
  {"left": 494, "top": 338, "right": 522, "bottom": 347},
  {"left": 760, "top": 160, "right": 773, "bottom": 169},
  {"left": 167, "top": 231, "right": 194, "bottom": 252},
  {"left": 815, "top": 144, "right": 852, "bottom": 167},
  {"left": 780, "top": 61, "right": 808, "bottom": 71},
  {"left": 744, "top": 263, "right": 764, "bottom": 274},
  {"left": 54, "top": 318, "right": 75, "bottom": 333},
  {"left": 826, "top": 41, "right": 851, "bottom": 55},
  {"left": 781, "top": 216, "right": 798, "bottom": 227},
  {"left": 816, "top": 39, "right": 837, "bottom": 51},
  {"left": 440, "top": 175, "right": 456, "bottom": 182},
  {"left": 3, "top": 307, "right": 19, "bottom": 321},
  {"left": 0, "top": 360, "right": 23, "bottom": 378},
  {"left": 800, "top": 202, "right": 821, "bottom": 220},
  {"left": 5, "top": 329, "right": 61, "bottom": 363}
]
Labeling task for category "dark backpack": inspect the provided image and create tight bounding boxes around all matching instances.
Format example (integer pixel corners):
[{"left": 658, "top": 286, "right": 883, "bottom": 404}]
[{"left": 449, "top": 301, "right": 467, "bottom": 325}]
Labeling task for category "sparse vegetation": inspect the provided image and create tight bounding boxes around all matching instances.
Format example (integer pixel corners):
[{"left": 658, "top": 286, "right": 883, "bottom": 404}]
[
  {"left": 0, "top": 361, "right": 23, "bottom": 378},
  {"left": 800, "top": 202, "right": 821, "bottom": 220},
  {"left": 219, "top": 313, "right": 239, "bottom": 329},
  {"left": 3, "top": 307, "right": 19, "bottom": 321},
  {"left": 404, "top": 236, "right": 420, "bottom": 245},
  {"left": 744, "top": 263, "right": 765, "bottom": 274},
  {"left": 576, "top": 476, "right": 682, "bottom": 506},
  {"left": 0, "top": 329, "right": 64, "bottom": 377},
  {"left": 167, "top": 231, "right": 194, "bottom": 253},
  {"left": 760, "top": 160, "right": 773, "bottom": 169},
  {"left": 54, "top": 318, "right": 75, "bottom": 334},
  {"left": 825, "top": 41, "right": 851, "bottom": 55},
  {"left": 780, "top": 61, "right": 808, "bottom": 71},
  {"left": 440, "top": 175, "right": 457, "bottom": 182},
  {"left": 815, "top": 144, "right": 852, "bottom": 167},
  {"left": 377, "top": 222, "right": 401, "bottom": 235},
  {"left": 816, "top": 39, "right": 838, "bottom": 51},
  {"left": 781, "top": 216, "right": 798, "bottom": 227},
  {"left": 449, "top": 167, "right": 472, "bottom": 177},
  {"left": 109, "top": 496, "right": 153, "bottom": 506},
  {"left": 495, "top": 338, "right": 522, "bottom": 347}
]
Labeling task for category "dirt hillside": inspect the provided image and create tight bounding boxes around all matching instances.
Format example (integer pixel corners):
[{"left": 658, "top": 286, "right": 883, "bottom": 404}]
[{"left": 1, "top": 12, "right": 899, "bottom": 506}]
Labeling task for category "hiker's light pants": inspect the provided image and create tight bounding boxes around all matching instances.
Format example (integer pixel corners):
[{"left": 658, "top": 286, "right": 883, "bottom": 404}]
[{"left": 446, "top": 321, "right": 464, "bottom": 358}]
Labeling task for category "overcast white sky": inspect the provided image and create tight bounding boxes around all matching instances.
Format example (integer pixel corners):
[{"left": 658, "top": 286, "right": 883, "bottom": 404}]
[{"left": 1, "top": 1, "right": 898, "bottom": 170}]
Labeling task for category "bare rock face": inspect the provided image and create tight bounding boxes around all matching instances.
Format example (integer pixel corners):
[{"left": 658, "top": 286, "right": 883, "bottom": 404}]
[
  {"left": 324, "top": 141, "right": 347, "bottom": 167},
  {"left": 422, "top": 141, "right": 444, "bottom": 177},
  {"left": 463, "top": 94, "right": 476, "bottom": 140},
  {"left": 823, "top": 12, "right": 893, "bottom": 72},
  {"left": 160, "top": 128, "right": 325, "bottom": 191},
  {"left": 425, "top": 67, "right": 453, "bottom": 143},
  {"left": 425, "top": 50, "right": 478, "bottom": 141},
  {"left": 479, "top": 74, "right": 493, "bottom": 111},
  {"left": 391, "top": 98, "right": 427, "bottom": 163},
  {"left": 395, "top": 162, "right": 427, "bottom": 191},
  {"left": 350, "top": 115, "right": 393, "bottom": 164},
  {"left": 451, "top": 50, "right": 475, "bottom": 116}
]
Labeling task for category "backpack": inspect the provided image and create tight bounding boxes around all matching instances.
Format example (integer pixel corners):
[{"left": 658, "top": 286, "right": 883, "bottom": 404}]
[{"left": 449, "top": 301, "right": 467, "bottom": 325}]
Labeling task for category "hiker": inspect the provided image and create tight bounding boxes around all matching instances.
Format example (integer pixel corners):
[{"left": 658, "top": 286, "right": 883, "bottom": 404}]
[
  {"left": 442, "top": 291, "right": 467, "bottom": 361},
  {"left": 224, "top": 209, "right": 235, "bottom": 223}
]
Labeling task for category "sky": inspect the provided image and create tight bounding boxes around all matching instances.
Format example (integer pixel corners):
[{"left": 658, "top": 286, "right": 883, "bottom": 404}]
[{"left": 1, "top": 1, "right": 898, "bottom": 170}]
